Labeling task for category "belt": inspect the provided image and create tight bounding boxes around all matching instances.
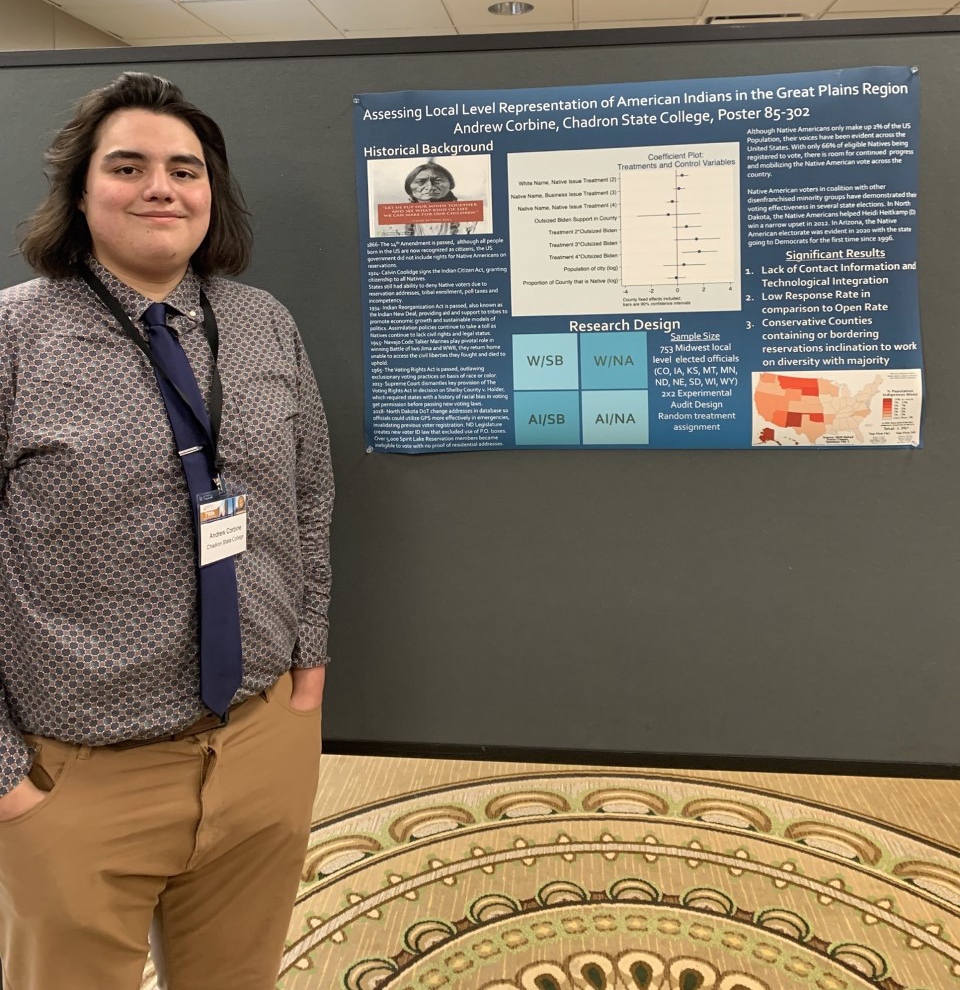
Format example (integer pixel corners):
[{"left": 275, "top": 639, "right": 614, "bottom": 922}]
[{"left": 107, "top": 695, "right": 256, "bottom": 751}]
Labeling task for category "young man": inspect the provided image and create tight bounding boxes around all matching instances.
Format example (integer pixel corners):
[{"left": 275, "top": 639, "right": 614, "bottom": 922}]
[{"left": 0, "top": 73, "right": 333, "bottom": 989}]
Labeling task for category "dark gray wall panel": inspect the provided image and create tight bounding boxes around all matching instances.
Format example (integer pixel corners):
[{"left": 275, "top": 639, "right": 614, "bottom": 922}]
[{"left": 2, "top": 24, "right": 958, "bottom": 767}]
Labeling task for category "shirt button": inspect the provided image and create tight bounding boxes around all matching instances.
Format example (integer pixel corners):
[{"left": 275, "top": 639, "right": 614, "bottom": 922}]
[{"left": 188, "top": 309, "right": 197, "bottom": 318}]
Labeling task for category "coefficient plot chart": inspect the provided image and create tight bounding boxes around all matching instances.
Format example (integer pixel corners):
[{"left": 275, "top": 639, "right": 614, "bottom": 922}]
[
  {"left": 621, "top": 144, "right": 740, "bottom": 299},
  {"left": 509, "top": 142, "right": 741, "bottom": 316}
]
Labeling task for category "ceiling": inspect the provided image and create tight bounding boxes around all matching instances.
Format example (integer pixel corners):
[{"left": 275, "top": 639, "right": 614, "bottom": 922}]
[{"left": 42, "top": 0, "right": 960, "bottom": 47}]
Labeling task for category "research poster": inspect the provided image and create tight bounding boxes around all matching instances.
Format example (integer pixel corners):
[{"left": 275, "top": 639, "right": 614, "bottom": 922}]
[{"left": 354, "top": 66, "right": 922, "bottom": 452}]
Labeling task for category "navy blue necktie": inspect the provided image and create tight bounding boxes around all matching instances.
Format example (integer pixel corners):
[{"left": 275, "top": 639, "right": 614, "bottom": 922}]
[{"left": 143, "top": 302, "right": 243, "bottom": 717}]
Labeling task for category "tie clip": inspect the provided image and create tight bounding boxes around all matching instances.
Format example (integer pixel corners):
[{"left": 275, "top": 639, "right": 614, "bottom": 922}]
[{"left": 178, "top": 445, "right": 204, "bottom": 457}]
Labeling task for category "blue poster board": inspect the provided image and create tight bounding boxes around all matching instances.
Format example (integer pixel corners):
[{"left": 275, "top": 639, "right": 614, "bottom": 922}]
[{"left": 354, "top": 67, "right": 922, "bottom": 452}]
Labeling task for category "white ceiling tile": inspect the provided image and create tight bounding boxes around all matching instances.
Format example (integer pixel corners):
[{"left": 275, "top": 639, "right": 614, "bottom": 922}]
[
  {"left": 55, "top": 0, "right": 175, "bottom": 7},
  {"left": 821, "top": 7, "right": 948, "bottom": 14},
  {"left": 579, "top": 18, "right": 700, "bottom": 26},
  {"left": 185, "top": 0, "right": 340, "bottom": 36},
  {"left": 444, "top": 0, "right": 573, "bottom": 29},
  {"left": 65, "top": 4, "right": 223, "bottom": 39},
  {"left": 226, "top": 33, "right": 328, "bottom": 41},
  {"left": 826, "top": 0, "right": 949, "bottom": 9},
  {"left": 308, "top": 0, "right": 453, "bottom": 31},
  {"left": 341, "top": 27, "right": 456, "bottom": 36},
  {"left": 457, "top": 21, "right": 575, "bottom": 31},
  {"left": 224, "top": 31, "right": 342, "bottom": 42},
  {"left": 703, "top": 0, "right": 829, "bottom": 14},
  {"left": 124, "top": 35, "right": 234, "bottom": 45},
  {"left": 576, "top": 0, "right": 704, "bottom": 19},
  {"left": 2, "top": 1, "right": 55, "bottom": 51},
  {"left": 53, "top": 10, "right": 127, "bottom": 48}
]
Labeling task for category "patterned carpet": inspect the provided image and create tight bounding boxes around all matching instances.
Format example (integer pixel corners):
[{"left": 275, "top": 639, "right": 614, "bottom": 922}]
[{"left": 141, "top": 755, "right": 960, "bottom": 989}]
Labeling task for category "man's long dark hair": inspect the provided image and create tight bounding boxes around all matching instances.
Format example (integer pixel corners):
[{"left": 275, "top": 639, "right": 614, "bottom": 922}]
[{"left": 20, "top": 72, "right": 252, "bottom": 278}]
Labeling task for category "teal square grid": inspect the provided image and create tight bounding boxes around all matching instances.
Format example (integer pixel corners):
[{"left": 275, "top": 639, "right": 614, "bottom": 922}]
[
  {"left": 512, "top": 334, "right": 579, "bottom": 390},
  {"left": 514, "top": 391, "right": 581, "bottom": 445},
  {"left": 581, "top": 390, "right": 649, "bottom": 445},
  {"left": 580, "top": 332, "right": 648, "bottom": 390}
]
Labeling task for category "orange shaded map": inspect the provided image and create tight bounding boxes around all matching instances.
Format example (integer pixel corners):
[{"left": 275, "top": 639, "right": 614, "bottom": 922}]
[{"left": 754, "top": 373, "right": 882, "bottom": 443}]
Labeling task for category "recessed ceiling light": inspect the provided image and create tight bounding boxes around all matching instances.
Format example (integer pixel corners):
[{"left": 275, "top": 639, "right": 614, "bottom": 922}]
[{"left": 489, "top": 2, "right": 535, "bottom": 15}]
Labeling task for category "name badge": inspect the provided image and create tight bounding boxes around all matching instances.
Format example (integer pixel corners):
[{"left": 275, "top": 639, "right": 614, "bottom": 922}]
[{"left": 197, "top": 491, "right": 248, "bottom": 567}]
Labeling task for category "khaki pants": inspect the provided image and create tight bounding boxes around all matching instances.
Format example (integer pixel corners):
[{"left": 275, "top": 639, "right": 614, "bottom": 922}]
[{"left": 0, "top": 672, "right": 321, "bottom": 990}]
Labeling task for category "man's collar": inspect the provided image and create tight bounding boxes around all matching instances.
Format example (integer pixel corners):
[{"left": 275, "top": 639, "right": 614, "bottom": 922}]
[{"left": 84, "top": 257, "right": 203, "bottom": 324}]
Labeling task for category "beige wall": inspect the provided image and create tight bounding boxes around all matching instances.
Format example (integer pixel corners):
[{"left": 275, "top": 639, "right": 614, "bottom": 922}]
[{"left": 1, "top": 0, "right": 125, "bottom": 50}]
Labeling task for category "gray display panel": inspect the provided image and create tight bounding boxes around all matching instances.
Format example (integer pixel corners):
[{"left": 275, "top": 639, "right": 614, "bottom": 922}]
[{"left": 2, "top": 23, "right": 958, "bottom": 770}]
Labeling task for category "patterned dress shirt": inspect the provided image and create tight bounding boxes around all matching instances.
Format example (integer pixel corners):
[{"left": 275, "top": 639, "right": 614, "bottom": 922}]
[{"left": 0, "top": 260, "right": 334, "bottom": 796}]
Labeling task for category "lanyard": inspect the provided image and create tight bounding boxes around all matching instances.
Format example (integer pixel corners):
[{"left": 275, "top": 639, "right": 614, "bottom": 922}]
[{"left": 78, "top": 263, "right": 225, "bottom": 475}]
